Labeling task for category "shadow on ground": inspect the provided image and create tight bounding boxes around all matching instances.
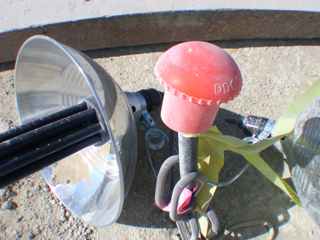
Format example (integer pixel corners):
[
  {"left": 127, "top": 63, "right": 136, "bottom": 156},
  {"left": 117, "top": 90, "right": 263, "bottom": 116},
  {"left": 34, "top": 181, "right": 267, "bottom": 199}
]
[
  {"left": 2, "top": 38, "right": 320, "bottom": 72},
  {"left": 116, "top": 107, "right": 297, "bottom": 239},
  {"left": 84, "top": 38, "right": 320, "bottom": 59}
]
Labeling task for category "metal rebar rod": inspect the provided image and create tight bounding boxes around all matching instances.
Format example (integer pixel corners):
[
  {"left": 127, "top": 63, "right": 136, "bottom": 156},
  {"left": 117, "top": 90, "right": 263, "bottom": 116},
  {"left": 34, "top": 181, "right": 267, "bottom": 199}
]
[
  {"left": 178, "top": 133, "right": 198, "bottom": 189},
  {"left": 0, "top": 134, "right": 101, "bottom": 188},
  {"left": 0, "top": 108, "right": 98, "bottom": 160},
  {"left": 0, "top": 102, "right": 88, "bottom": 143},
  {"left": 169, "top": 129, "right": 175, "bottom": 192},
  {"left": 0, "top": 123, "right": 102, "bottom": 177}
]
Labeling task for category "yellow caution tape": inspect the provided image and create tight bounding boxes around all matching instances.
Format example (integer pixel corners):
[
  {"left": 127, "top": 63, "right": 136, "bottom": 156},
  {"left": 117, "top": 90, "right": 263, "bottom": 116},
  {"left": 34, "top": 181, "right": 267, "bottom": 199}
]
[
  {"left": 183, "top": 79, "right": 320, "bottom": 238},
  {"left": 274, "top": 79, "right": 320, "bottom": 136}
]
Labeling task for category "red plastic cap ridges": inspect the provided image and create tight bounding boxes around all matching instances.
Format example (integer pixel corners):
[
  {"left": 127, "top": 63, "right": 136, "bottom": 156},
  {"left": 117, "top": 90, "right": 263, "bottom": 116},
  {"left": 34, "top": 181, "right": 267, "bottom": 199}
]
[
  {"left": 156, "top": 74, "right": 240, "bottom": 106},
  {"left": 156, "top": 41, "right": 243, "bottom": 134},
  {"left": 155, "top": 41, "right": 242, "bottom": 106}
]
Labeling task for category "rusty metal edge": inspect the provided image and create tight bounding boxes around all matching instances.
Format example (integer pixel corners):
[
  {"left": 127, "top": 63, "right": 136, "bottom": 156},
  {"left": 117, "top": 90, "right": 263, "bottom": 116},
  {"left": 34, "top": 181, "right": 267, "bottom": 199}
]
[{"left": 1, "top": 10, "right": 319, "bottom": 63}]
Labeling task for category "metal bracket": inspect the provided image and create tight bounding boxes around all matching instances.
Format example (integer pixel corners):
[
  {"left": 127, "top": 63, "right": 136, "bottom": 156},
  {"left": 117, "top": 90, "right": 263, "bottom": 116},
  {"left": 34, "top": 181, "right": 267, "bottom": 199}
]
[
  {"left": 141, "top": 110, "right": 156, "bottom": 129},
  {"left": 257, "top": 119, "right": 277, "bottom": 140}
]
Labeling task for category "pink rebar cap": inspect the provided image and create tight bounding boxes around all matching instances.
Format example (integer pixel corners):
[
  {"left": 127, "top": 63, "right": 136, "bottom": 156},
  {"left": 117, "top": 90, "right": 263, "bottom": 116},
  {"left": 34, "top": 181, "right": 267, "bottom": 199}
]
[{"left": 155, "top": 41, "right": 242, "bottom": 134}]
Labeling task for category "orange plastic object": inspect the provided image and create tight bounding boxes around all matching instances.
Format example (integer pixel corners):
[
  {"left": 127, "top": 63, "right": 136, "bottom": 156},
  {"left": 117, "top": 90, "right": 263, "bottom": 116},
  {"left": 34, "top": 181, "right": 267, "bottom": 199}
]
[{"left": 155, "top": 41, "right": 242, "bottom": 134}]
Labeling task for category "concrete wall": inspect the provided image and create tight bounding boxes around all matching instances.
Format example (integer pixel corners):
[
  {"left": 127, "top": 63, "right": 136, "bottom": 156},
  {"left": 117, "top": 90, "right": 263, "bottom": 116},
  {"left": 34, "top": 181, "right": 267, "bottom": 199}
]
[{"left": 1, "top": 1, "right": 320, "bottom": 63}]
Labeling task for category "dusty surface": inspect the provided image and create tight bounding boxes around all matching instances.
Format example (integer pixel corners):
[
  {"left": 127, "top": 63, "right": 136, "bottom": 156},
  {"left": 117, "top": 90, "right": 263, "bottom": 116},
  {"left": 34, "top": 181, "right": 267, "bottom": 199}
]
[{"left": 0, "top": 39, "right": 320, "bottom": 239}]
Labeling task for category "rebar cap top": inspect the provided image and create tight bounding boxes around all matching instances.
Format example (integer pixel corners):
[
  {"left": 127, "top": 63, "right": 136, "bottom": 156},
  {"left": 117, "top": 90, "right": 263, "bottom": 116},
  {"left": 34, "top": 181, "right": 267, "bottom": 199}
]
[{"left": 155, "top": 41, "right": 242, "bottom": 134}]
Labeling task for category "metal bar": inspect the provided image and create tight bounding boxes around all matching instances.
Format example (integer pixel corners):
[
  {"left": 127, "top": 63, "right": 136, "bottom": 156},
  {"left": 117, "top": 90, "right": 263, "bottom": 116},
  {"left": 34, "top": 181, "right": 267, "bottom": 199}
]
[
  {"left": 0, "top": 102, "right": 88, "bottom": 142},
  {"left": 169, "top": 129, "right": 175, "bottom": 192},
  {"left": 155, "top": 155, "right": 180, "bottom": 209},
  {"left": 176, "top": 220, "right": 191, "bottom": 240},
  {"left": 0, "top": 123, "right": 102, "bottom": 177},
  {"left": 0, "top": 135, "right": 101, "bottom": 188},
  {"left": 178, "top": 133, "right": 198, "bottom": 189},
  {"left": 0, "top": 108, "right": 98, "bottom": 160}
]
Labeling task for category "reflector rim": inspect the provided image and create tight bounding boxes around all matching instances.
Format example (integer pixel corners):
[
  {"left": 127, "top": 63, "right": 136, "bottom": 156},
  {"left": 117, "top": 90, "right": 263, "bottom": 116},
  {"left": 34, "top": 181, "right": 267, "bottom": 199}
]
[{"left": 14, "top": 35, "right": 127, "bottom": 226}]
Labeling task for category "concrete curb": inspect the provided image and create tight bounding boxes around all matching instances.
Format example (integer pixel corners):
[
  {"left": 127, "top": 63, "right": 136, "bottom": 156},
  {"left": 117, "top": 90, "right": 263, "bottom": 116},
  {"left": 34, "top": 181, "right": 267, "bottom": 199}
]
[{"left": 1, "top": 10, "right": 319, "bottom": 63}]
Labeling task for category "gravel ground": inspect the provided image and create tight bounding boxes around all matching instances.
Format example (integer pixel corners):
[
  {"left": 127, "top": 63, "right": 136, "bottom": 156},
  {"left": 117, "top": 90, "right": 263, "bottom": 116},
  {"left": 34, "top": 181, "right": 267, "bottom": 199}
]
[{"left": 0, "top": 39, "right": 320, "bottom": 239}]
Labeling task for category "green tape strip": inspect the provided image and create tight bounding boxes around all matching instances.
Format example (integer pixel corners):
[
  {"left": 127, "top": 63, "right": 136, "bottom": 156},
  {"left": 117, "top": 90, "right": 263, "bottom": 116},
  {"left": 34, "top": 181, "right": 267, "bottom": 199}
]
[
  {"left": 184, "top": 79, "right": 320, "bottom": 237},
  {"left": 274, "top": 79, "right": 320, "bottom": 136},
  {"left": 188, "top": 127, "right": 300, "bottom": 237}
]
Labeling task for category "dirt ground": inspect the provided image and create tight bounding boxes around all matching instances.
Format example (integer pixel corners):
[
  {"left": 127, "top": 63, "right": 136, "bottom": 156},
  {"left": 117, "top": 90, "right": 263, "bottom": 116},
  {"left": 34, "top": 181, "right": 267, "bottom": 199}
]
[{"left": 0, "top": 38, "right": 320, "bottom": 240}]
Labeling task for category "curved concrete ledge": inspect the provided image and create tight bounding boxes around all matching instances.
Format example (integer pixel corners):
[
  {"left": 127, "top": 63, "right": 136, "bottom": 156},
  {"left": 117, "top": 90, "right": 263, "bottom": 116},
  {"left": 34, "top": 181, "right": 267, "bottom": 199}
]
[
  {"left": 1, "top": 0, "right": 319, "bottom": 33},
  {"left": 1, "top": 10, "right": 319, "bottom": 63}
]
